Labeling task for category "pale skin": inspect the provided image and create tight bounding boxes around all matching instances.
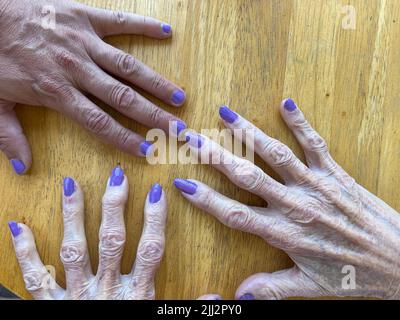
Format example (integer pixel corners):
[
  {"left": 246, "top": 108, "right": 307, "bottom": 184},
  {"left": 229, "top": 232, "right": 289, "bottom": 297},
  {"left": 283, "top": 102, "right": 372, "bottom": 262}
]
[
  {"left": 176, "top": 99, "right": 400, "bottom": 300},
  {"left": 9, "top": 169, "right": 168, "bottom": 300},
  {"left": 0, "top": 0, "right": 186, "bottom": 175}
]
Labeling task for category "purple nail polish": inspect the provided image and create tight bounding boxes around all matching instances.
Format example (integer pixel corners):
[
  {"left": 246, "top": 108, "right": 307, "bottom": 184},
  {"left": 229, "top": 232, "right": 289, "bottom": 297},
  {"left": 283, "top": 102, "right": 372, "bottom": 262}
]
[
  {"left": 219, "top": 106, "right": 238, "bottom": 124},
  {"left": 185, "top": 132, "right": 204, "bottom": 148},
  {"left": 162, "top": 23, "right": 172, "bottom": 34},
  {"left": 140, "top": 141, "right": 153, "bottom": 156},
  {"left": 175, "top": 120, "right": 187, "bottom": 136},
  {"left": 8, "top": 221, "right": 22, "bottom": 238},
  {"left": 172, "top": 90, "right": 186, "bottom": 105},
  {"left": 284, "top": 99, "right": 297, "bottom": 112},
  {"left": 63, "top": 177, "right": 75, "bottom": 197},
  {"left": 149, "top": 183, "right": 162, "bottom": 203},
  {"left": 173, "top": 179, "right": 197, "bottom": 195},
  {"left": 110, "top": 166, "right": 124, "bottom": 187},
  {"left": 239, "top": 293, "right": 255, "bottom": 300},
  {"left": 10, "top": 159, "right": 25, "bottom": 175}
]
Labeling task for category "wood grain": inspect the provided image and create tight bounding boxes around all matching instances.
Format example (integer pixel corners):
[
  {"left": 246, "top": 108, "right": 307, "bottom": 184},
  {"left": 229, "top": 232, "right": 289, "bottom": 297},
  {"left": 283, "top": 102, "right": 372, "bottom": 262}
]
[{"left": 1, "top": 0, "right": 399, "bottom": 299}]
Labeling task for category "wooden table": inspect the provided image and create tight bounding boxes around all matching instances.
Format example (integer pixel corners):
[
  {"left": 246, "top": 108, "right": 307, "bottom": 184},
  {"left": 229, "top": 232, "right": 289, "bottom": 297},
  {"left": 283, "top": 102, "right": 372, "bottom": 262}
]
[{"left": 1, "top": 0, "right": 399, "bottom": 299}]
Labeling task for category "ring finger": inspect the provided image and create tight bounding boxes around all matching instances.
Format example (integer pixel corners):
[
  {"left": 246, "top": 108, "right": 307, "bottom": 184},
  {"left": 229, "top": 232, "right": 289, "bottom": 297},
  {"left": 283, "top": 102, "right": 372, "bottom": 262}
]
[{"left": 87, "top": 41, "right": 186, "bottom": 107}]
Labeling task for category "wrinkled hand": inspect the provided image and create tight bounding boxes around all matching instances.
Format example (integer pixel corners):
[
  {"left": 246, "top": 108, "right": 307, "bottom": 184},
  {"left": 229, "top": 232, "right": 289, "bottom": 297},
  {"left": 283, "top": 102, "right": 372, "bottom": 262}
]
[
  {"left": 0, "top": 0, "right": 186, "bottom": 175},
  {"left": 174, "top": 99, "right": 400, "bottom": 300},
  {"left": 8, "top": 167, "right": 167, "bottom": 300}
]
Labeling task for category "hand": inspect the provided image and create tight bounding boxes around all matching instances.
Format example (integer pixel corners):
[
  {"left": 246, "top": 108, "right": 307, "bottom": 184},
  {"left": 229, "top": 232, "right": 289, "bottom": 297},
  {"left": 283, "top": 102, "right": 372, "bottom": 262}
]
[
  {"left": 8, "top": 167, "right": 167, "bottom": 300},
  {"left": 0, "top": 0, "right": 187, "bottom": 175},
  {"left": 174, "top": 99, "right": 400, "bottom": 300}
]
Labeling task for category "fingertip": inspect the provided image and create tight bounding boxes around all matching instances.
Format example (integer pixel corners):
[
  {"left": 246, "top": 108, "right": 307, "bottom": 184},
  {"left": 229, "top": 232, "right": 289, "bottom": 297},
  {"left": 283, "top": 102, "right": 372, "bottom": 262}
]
[
  {"left": 171, "top": 89, "right": 186, "bottom": 107},
  {"left": 10, "top": 159, "right": 27, "bottom": 175},
  {"left": 161, "top": 23, "right": 172, "bottom": 36},
  {"left": 197, "top": 294, "right": 223, "bottom": 300},
  {"left": 149, "top": 183, "right": 163, "bottom": 204},
  {"left": 235, "top": 273, "right": 266, "bottom": 300},
  {"left": 8, "top": 221, "right": 22, "bottom": 238}
]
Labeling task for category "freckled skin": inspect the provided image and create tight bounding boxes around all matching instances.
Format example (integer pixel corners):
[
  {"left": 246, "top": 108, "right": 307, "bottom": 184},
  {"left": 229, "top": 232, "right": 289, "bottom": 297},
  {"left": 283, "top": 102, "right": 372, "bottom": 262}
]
[
  {"left": 0, "top": 0, "right": 186, "bottom": 170},
  {"left": 178, "top": 102, "right": 400, "bottom": 300},
  {"left": 9, "top": 174, "right": 168, "bottom": 300}
]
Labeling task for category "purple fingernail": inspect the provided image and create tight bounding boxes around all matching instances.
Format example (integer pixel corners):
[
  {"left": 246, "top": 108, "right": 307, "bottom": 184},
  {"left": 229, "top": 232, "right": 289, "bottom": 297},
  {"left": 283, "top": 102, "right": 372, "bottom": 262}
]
[
  {"left": 110, "top": 166, "right": 124, "bottom": 187},
  {"left": 8, "top": 221, "right": 22, "bottom": 238},
  {"left": 162, "top": 23, "right": 172, "bottom": 34},
  {"left": 173, "top": 179, "right": 198, "bottom": 195},
  {"left": 185, "top": 132, "right": 204, "bottom": 148},
  {"left": 10, "top": 159, "right": 25, "bottom": 175},
  {"left": 63, "top": 177, "right": 75, "bottom": 197},
  {"left": 140, "top": 141, "right": 153, "bottom": 156},
  {"left": 172, "top": 90, "right": 186, "bottom": 105},
  {"left": 284, "top": 99, "right": 297, "bottom": 112},
  {"left": 239, "top": 293, "right": 255, "bottom": 300},
  {"left": 219, "top": 106, "right": 238, "bottom": 124},
  {"left": 149, "top": 183, "right": 162, "bottom": 204},
  {"left": 176, "top": 120, "right": 187, "bottom": 136}
]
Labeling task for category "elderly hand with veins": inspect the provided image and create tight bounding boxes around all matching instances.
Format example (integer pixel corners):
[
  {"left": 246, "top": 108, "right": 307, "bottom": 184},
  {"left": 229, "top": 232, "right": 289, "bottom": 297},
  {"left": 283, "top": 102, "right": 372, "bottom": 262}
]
[
  {"left": 174, "top": 99, "right": 400, "bottom": 300},
  {"left": 8, "top": 166, "right": 167, "bottom": 299},
  {"left": 0, "top": 0, "right": 187, "bottom": 175}
]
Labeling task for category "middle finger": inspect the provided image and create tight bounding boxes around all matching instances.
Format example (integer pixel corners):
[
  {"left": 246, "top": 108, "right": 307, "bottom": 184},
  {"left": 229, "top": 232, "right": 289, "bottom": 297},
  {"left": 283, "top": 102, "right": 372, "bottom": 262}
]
[{"left": 97, "top": 166, "right": 128, "bottom": 292}]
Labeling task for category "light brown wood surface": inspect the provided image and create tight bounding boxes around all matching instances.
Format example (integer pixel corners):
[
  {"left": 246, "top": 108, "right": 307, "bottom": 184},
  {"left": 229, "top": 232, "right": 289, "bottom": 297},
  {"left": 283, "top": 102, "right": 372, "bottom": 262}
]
[{"left": 1, "top": 0, "right": 400, "bottom": 299}]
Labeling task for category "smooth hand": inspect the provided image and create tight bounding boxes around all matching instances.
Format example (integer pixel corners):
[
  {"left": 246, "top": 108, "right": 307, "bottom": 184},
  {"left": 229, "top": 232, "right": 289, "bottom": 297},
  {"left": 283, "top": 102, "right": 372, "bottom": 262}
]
[
  {"left": 8, "top": 167, "right": 167, "bottom": 299},
  {"left": 0, "top": 0, "right": 186, "bottom": 175},
  {"left": 174, "top": 99, "right": 400, "bottom": 300}
]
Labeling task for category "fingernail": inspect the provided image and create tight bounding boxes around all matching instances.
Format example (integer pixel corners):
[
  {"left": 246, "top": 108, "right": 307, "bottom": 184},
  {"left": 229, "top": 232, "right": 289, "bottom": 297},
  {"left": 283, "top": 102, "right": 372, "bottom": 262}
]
[
  {"left": 162, "top": 23, "right": 172, "bottom": 34},
  {"left": 110, "top": 166, "right": 124, "bottom": 187},
  {"left": 219, "top": 106, "right": 238, "bottom": 123},
  {"left": 10, "top": 159, "right": 25, "bottom": 175},
  {"left": 175, "top": 120, "right": 187, "bottom": 136},
  {"left": 140, "top": 141, "right": 153, "bottom": 156},
  {"left": 284, "top": 99, "right": 297, "bottom": 112},
  {"left": 8, "top": 221, "right": 22, "bottom": 238},
  {"left": 239, "top": 293, "right": 255, "bottom": 300},
  {"left": 172, "top": 90, "right": 186, "bottom": 105},
  {"left": 173, "top": 179, "right": 197, "bottom": 195},
  {"left": 63, "top": 177, "right": 75, "bottom": 197},
  {"left": 149, "top": 183, "right": 162, "bottom": 204},
  {"left": 185, "top": 132, "right": 204, "bottom": 148}
]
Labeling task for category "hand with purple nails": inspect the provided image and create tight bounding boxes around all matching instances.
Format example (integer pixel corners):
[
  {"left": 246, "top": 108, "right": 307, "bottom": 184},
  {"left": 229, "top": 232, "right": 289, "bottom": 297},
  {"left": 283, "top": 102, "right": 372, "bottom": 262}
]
[
  {"left": 8, "top": 166, "right": 168, "bottom": 300},
  {"left": 174, "top": 99, "right": 400, "bottom": 300},
  {"left": 0, "top": 0, "right": 187, "bottom": 175}
]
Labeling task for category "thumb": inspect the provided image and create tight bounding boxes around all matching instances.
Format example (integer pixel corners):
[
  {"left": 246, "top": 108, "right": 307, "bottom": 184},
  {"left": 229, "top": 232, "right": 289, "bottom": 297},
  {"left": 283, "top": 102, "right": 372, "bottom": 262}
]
[
  {"left": 0, "top": 100, "right": 32, "bottom": 175},
  {"left": 235, "top": 267, "right": 324, "bottom": 300}
]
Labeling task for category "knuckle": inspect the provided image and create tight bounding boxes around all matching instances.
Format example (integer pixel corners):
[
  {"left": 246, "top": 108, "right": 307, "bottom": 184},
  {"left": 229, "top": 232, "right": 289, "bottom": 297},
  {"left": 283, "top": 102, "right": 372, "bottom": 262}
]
[
  {"left": 0, "top": 134, "right": 13, "bottom": 152},
  {"left": 137, "top": 240, "right": 164, "bottom": 264},
  {"left": 307, "top": 133, "right": 328, "bottom": 153},
  {"left": 54, "top": 50, "right": 79, "bottom": 72},
  {"left": 84, "top": 110, "right": 111, "bottom": 135},
  {"left": 102, "top": 191, "right": 125, "bottom": 209},
  {"left": 150, "top": 74, "right": 168, "bottom": 90},
  {"left": 232, "top": 160, "right": 265, "bottom": 191},
  {"left": 33, "top": 77, "right": 73, "bottom": 102},
  {"left": 288, "top": 201, "right": 320, "bottom": 224},
  {"left": 223, "top": 205, "right": 254, "bottom": 231},
  {"left": 117, "top": 53, "right": 142, "bottom": 77},
  {"left": 115, "top": 127, "right": 131, "bottom": 147},
  {"left": 113, "top": 11, "right": 127, "bottom": 26},
  {"left": 263, "top": 140, "right": 295, "bottom": 167},
  {"left": 60, "top": 241, "right": 87, "bottom": 267},
  {"left": 15, "top": 245, "right": 34, "bottom": 262},
  {"left": 109, "top": 85, "right": 133, "bottom": 110},
  {"left": 99, "top": 232, "right": 125, "bottom": 258},
  {"left": 147, "top": 106, "right": 165, "bottom": 126},
  {"left": 23, "top": 270, "right": 48, "bottom": 292}
]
